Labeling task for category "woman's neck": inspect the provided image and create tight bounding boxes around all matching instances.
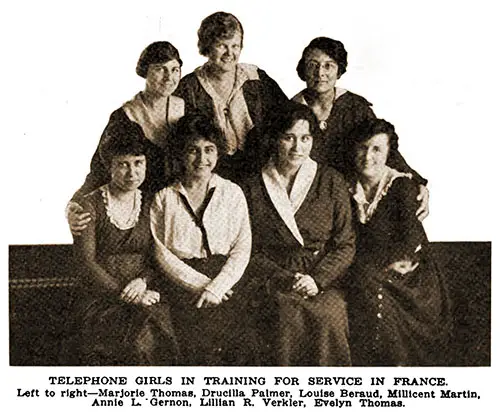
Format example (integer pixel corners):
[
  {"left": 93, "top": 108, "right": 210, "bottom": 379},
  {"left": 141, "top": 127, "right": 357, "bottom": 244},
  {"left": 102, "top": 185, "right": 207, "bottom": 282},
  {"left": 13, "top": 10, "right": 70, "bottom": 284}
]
[
  {"left": 205, "top": 62, "right": 236, "bottom": 82},
  {"left": 306, "top": 87, "right": 336, "bottom": 107},
  {"left": 108, "top": 183, "right": 137, "bottom": 202},
  {"left": 141, "top": 90, "right": 169, "bottom": 110},
  {"left": 182, "top": 173, "right": 213, "bottom": 191},
  {"left": 359, "top": 169, "right": 386, "bottom": 201}
]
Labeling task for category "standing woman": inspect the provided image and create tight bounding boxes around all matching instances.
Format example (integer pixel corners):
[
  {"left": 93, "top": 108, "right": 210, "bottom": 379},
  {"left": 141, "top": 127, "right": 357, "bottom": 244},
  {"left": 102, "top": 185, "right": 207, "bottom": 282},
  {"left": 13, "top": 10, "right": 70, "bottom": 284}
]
[
  {"left": 73, "top": 122, "right": 179, "bottom": 365},
  {"left": 176, "top": 12, "right": 288, "bottom": 182},
  {"left": 346, "top": 119, "right": 451, "bottom": 366},
  {"left": 150, "top": 113, "right": 256, "bottom": 365},
  {"left": 68, "top": 41, "right": 185, "bottom": 233},
  {"left": 243, "top": 103, "right": 356, "bottom": 366},
  {"left": 293, "top": 37, "right": 430, "bottom": 220}
]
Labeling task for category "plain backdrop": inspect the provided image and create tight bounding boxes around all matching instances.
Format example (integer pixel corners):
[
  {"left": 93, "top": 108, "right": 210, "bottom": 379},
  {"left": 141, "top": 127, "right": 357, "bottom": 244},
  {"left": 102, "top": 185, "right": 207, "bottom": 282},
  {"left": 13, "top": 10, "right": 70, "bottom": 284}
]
[
  {"left": 0, "top": 1, "right": 498, "bottom": 414},
  {"left": 1, "top": 0, "right": 498, "bottom": 244}
]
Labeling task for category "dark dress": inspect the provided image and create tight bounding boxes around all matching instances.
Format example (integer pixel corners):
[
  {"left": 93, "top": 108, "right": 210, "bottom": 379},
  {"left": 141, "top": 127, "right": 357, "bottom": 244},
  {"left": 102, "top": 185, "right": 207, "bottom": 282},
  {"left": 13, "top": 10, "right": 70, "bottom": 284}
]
[
  {"left": 347, "top": 176, "right": 451, "bottom": 366},
  {"left": 243, "top": 164, "right": 356, "bottom": 366},
  {"left": 73, "top": 188, "right": 179, "bottom": 365},
  {"left": 293, "top": 90, "right": 427, "bottom": 184},
  {"left": 72, "top": 108, "right": 171, "bottom": 201},
  {"left": 176, "top": 67, "right": 288, "bottom": 181}
]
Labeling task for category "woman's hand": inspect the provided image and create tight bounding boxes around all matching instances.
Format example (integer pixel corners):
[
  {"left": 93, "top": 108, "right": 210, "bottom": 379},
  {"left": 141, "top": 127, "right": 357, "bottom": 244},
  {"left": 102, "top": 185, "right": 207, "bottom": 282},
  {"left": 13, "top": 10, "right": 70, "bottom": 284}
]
[
  {"left": 292, "top": 273, "right": 319, "bottom": 298},
  {"left": 386, "top": 260, "right": 419, "bottom": 276},
  {"left": 140, "top": 290, "right": 160, "bottom": 306},
  {"left": 416, "top": 185, "right": 430, "bottom": 222},
  {"left": 67, "top": 201, "right": 92, "bottom": 235},
  {"left": 196, "top": 290, "right": 222, "bottom": 308},
  {"left": 120, "top": 278, "right": 147, "bottom": 303},
  {"left": 222, "top": 289, "right": 234, "bottom": 302}
]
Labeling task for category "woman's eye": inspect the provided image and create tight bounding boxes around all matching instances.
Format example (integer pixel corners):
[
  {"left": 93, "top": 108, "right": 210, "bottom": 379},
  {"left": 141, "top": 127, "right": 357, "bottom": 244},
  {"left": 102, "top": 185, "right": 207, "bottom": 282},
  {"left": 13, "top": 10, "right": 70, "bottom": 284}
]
[{"left": 302, "top": 135, "right": 313, "bottom": 142}]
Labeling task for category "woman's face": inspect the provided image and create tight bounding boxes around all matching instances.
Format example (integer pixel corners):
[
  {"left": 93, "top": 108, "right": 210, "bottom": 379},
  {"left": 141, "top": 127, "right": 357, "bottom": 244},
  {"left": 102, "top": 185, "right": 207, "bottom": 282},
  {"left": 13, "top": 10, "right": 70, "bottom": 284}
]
[
  {"left": 184, "top": 138, "right": 218, "bottom": 179},
  {"left": 304, "top": 48, "right": 339, "bottom": 94},
  {"left": 145, "top": 59, "right": 181, "bottom": 97},
  {"left": 207, "top": 31, "right": 242, "bottom": 73},
  {"left": 354, "top": 133, "right": 390, "bottom": 180},
  {"left": 110, "top": 154, "right": 146, "bottom": 192},
  {"left": 277, "top": 119, "right": 313, "bottom": 170}
]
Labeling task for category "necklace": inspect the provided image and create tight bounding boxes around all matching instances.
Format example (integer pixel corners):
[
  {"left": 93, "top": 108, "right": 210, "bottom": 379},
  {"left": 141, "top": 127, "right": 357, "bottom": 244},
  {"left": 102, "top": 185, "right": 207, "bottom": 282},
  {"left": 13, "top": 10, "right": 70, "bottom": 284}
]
[{"left": 316, "top": 87, "right": 336, "bottom": 131}]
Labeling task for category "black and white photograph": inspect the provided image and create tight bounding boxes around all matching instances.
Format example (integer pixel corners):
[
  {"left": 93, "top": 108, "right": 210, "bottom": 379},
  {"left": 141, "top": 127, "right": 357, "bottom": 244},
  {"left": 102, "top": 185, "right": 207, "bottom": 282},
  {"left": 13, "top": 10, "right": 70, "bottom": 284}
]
[{"left": 2, "top": 0, "right": 496, "bottom": 413}]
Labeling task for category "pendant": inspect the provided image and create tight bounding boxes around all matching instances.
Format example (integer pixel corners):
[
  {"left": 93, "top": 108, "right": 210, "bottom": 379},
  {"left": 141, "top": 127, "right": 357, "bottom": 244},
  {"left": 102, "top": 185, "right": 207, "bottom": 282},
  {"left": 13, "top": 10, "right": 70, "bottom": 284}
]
[{"left": 319, "top": 120, "right": 328, "bottom": 131}]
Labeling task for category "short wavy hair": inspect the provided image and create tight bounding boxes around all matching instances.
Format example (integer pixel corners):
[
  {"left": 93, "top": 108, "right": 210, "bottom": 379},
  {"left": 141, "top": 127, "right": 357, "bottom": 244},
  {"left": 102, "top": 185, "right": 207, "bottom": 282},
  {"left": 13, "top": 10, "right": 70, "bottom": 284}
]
[
  {"left": 296, "top": 37, "right": 348, "bottom": 81},
  {"left": 99, "top": 122, "right": 147, "bottom": 169},
  {"left": 197, "top": 12, "right": 244, "bottom": 57},
  {"left": 263, "top": 101, "right": 319, "bottom": 160},
  {"left": 170, "top": 113, "right": 227, "bottom": 173},
  {"left": 136, "top": 41, "right": 183, "bottom": 78}
]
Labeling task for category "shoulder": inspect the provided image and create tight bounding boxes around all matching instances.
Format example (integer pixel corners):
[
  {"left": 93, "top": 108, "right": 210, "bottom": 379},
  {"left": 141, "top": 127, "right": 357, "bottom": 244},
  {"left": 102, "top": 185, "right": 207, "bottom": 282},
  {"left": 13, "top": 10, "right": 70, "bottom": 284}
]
[
  {"left": 337, "top": 90, "right": 373, "bottom": 109},
  {"left": 80, "top": 187, "right": 105, "bottom": 216},
  {"left": 177, "top": 72, "right": 200, "bottom": 87},
  {"left": 317, "top": 164, "right": 348, "bottom": 186},
  {"left": 215, "top": 175, "right": 246, "bottom": 200},
  {"left": 388, "top": 176, "right": 418, "bottom": 200}
]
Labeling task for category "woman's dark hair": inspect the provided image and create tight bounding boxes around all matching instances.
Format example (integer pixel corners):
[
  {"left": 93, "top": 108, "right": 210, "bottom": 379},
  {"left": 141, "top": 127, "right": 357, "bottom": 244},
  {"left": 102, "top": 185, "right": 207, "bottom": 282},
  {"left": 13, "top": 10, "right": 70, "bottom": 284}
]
[
  {"left": 99, "top": 122, "right": 147, "bottom": 169},
  {"left": 198, "top": 12, "right": 244, "bottom": 56},
  {"left": 170, "top": 113, "right": 227, "bottom": 170},
  {"left": 349, "top": 118, "right": 399, "bottom": 151},
  {"left": 296, "top": 37, "right": 348, "bottom": 81},
  {"left": 263, "top": 101, "right": 318, "bottom": 160},
  {"left": 346, "top": 118, "right": 400, "bottom": 175},
  {"left": 136, "top": 41, "right": 183, "bottom": 78}
]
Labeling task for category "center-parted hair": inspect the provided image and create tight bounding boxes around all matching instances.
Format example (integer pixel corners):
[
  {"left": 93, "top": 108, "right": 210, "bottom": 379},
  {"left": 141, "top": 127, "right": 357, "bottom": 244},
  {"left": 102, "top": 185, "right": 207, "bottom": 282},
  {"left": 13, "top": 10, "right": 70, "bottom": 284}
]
[
  {"left": 263, "top": 101, "right": 319, "bottom": 160},
  {"left": 99, "top": 122, "right": 147, "bottom": 169},
  {"left": 136, "top": 41, "right": 183, "bottom": 78},
  {"left": 297, "top": 37, "right": 348, "bottom": 81},
  {"left": 171, "top": 112, "right": 228, "bottom": 166},
  {"left": 197, "top": 12, "right": 244, "bottom": 56}
]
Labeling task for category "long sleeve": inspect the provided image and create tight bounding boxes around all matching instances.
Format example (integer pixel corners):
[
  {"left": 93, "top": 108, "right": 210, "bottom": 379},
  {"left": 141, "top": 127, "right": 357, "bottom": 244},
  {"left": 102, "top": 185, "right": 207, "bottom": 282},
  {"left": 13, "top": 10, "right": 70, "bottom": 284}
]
[
  {"left": 384, "top": 178, "right": 427, "bottom": 265},
  {"left": 204, "top": 189, "right": 252, "bottom": 298},
  {"left": 311, "top": 176, "right": 356, "bottom": 289},
  {"left": 388, "top": 145, "right": 427, "bottom": 186},
  {"left": 150, "top": 191, "right": 212, "bottom": 293},
  {"left": 73, "top": 200, "right": 121, "bottom": 295}
]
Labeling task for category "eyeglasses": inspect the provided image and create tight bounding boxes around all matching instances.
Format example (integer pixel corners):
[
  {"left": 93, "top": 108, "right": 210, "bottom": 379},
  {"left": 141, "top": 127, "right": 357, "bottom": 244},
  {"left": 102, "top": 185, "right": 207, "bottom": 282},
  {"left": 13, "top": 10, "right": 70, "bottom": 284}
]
[{"left": 305, "top": 60, "right": 338, "bottom": 72}]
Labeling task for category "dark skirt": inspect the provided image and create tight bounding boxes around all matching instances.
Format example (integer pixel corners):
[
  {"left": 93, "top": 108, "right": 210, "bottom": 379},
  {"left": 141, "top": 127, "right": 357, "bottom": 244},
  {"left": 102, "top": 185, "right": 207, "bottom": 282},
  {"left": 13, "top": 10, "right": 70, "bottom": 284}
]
[
  {"left": 348, "top": 253, "right": 451, "bottom": 366},
  {"left": 166, "top": 255, "right": 261, "bottom": 366},
  {"left": 77, "top": 296, "right": 179, "bottom": 366}
]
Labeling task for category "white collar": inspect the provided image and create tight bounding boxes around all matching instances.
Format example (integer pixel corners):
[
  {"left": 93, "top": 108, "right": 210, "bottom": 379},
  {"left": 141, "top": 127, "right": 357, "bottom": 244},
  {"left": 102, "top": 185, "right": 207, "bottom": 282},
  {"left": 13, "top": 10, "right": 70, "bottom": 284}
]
[
  {"left": 351, "top": 167, "right": 412, "bottom": 224},
  {"left": 261, "top": 158, "right": 318, "bottom": 246}
]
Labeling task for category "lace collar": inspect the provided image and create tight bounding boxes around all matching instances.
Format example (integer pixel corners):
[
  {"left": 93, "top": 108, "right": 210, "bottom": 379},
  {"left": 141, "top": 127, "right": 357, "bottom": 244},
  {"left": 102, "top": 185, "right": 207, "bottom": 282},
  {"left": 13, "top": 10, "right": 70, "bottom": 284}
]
[
  {"left": 100, "top": 184, "right": 142, "bottom": 230},
  {"left": 351, "top": 167, "right": 412, "bottom": 224}
]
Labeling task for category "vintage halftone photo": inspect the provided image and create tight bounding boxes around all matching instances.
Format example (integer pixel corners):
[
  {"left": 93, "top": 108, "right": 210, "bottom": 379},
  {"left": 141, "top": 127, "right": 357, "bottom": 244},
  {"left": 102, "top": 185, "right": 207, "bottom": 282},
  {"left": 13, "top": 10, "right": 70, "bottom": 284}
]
[{"left": 3, "top": 0, "right": 496, "bottom": 412}]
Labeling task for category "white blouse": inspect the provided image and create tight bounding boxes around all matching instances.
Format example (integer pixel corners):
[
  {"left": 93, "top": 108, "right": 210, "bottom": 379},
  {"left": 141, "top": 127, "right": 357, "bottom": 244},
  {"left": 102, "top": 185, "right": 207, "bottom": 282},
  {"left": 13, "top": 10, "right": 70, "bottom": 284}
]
[{"left": 150, "top": 174, "right": 251, "bottom": 300}]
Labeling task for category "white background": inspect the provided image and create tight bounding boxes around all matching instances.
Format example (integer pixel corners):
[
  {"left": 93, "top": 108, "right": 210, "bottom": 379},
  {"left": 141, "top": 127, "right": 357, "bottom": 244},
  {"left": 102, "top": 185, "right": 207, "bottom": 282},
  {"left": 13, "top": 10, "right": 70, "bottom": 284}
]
[{"left": 1, "top": 0, "right": 497, "bottom": 413}]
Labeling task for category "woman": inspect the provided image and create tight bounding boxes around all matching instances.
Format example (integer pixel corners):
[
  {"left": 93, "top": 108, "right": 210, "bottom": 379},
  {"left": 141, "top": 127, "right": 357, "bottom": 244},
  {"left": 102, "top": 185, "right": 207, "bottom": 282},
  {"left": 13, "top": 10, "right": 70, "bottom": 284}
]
[
  {"left": 242, "top": 103, "right": 356, "bottom": 366},
  {"left": 292, "top": 37, "right": 429, "bottom": 220},
  {"left": 176, "top": 11, "right": 288, "bottom": 182},
  {"left": 150, "top": 113, "right": 256, "bottom": 365},
  {"left": 73, "top": 122, "right": 179, "bottom": 365},
  {"left": 68, "top": 41, "right": 185, "bottom": 233},
  {"left": 346, "top": 118, "right": 451, "bottom": 366}
]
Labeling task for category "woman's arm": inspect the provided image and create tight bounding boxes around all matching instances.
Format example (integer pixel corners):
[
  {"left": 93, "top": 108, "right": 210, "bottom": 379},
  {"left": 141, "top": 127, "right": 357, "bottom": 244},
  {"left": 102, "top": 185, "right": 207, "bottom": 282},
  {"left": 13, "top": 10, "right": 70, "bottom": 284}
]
[
  {"left": 384, "top": 178, "right": 427, "bottom": 267},
  {"left": 203, "top": 188, "right": 252, "bottom": 300},
  {"left": 73, "top": 199, "right": 121, "bottom": 295},
  {"left": 310, "top": 176, "right": 356, "bottom": 290},
  {"left": 150, "top": 191, "right": 212, "bottom": 293}
]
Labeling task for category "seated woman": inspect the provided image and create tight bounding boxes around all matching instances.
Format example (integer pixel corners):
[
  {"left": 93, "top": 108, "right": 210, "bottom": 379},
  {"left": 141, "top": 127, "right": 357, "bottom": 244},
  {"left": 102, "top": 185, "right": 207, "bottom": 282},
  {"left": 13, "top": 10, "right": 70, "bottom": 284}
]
[
  {"left": 242, "top": 103, "right": 356, "bottom": 366},
  {"left": 176, "top": 11, "right": 288, "bottom": 182},
  {"left": 292, "top": 37, "right": 429, "bottom": 220},
  {"left": 150, "top": 113, "right": 256, "bottom": 365},
  {"left": 346, "top": 118, "right": 451, "bottom": 366},
  {"left": 73, "top": 122, "right": 179, "bottom": 365},
  {"left": 68, "top": 41, "right": 185, "bottom": 233}
]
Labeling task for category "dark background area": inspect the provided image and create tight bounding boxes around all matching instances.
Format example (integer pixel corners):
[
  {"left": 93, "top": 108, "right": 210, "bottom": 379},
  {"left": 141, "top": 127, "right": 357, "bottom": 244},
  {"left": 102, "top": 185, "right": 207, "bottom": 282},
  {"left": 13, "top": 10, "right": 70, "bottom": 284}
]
[{"left": 9, "top": 242, "right": 491, "bottom": 366}]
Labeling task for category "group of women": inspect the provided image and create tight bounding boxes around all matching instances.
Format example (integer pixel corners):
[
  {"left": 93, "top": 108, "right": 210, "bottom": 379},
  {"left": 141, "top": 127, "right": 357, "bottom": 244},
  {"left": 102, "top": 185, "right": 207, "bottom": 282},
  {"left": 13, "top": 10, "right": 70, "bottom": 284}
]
[{"left": 68, "top": 12, "right": 450, "bottom": 366}]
